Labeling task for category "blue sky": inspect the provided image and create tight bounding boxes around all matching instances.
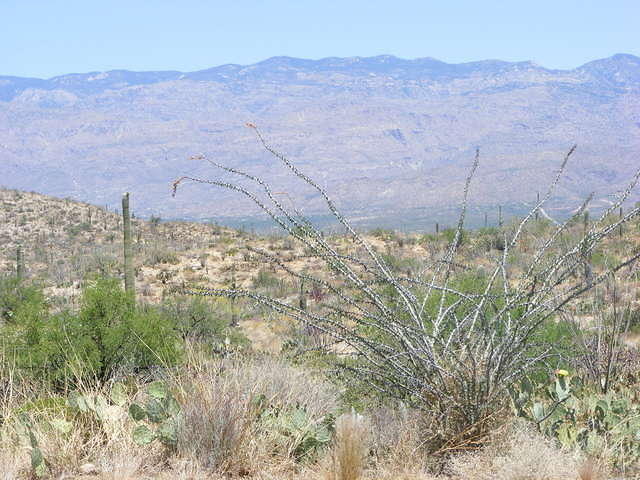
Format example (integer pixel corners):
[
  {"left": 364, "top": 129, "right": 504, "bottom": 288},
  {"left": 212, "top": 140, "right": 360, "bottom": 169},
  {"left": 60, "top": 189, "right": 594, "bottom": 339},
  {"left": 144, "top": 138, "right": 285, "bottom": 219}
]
[{"left": 3, "top": 1, "right": 639, "bottom": 78}]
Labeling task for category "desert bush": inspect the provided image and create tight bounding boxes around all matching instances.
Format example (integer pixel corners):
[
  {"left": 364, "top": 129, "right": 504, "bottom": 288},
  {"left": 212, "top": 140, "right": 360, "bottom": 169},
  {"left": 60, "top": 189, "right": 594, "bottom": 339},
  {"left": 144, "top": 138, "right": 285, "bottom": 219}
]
[
  {"left": 442, "top": 227, "right": 465, "bottom": 247},
  {"left": 253, "top": 268, "right": 283, "bottom": 291},
  {"left": 1, "top": 278, "right": 181, "bottom": 387},
  {"left": 161, "top": 295, "right": 247, "bottom": 349},
  {"left": 570, "top": 279, "right": 635, "bottom": 394},
  {"left": 0, "top": 275, "right": 45, "bottom": 324},
  {"left": 145, "top": 248, "right": 179, "bottom": 266}
]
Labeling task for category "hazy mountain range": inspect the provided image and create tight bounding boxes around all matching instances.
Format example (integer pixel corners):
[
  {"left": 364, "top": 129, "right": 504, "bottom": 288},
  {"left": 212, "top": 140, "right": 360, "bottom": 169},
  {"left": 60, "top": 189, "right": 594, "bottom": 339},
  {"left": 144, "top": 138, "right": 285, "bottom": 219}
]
[{"left": 1, "top": 54, "right": 639, "bottom": 230}]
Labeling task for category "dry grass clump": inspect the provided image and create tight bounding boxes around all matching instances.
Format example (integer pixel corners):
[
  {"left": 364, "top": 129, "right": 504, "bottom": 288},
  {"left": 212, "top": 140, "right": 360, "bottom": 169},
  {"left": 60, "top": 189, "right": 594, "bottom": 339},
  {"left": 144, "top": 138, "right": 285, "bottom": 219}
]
[
  {"left": 0, "top": 447, "right": 24, "bottom": 480},
  {"left": 227, "top": 356, "right": 339, "bottom": 419},
  {"left": 368, "top": 405, "right": 431, "bottom": 474},
  {"left": 449, "top": 423, "right": 606, "bottom": 480},
  {"left": 326, "top": 411, "right": 369, "bottom": 480},
  {"left": 0, "top": 390, "right": 155, "bottom": 479},
  {"left": 176, "top": 356, "right": 339, "bottom": 476},
  {"left": 177, "top": 367, "right": 258, "bottom": 474}
]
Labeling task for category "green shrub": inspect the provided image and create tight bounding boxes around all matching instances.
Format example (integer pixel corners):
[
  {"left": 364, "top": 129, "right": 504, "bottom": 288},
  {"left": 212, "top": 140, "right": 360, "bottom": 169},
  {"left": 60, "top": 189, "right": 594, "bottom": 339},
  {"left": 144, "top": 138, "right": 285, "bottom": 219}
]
[
  {"left": 442, "top": 227, "right": 465, "bottom": 247},
  {"left": 0, "top": 275, "right": 45, "bottom": 324},
  {"left": 1, "top": 278, "right": 181, "bottom": 387},
  {"left": 252, "top": 269, "right": 282, "bottom": 290},
  {"left": 161, "top": 296, "right": 248, "bottom": 349},
  {"left": 146, "top": 248, "right": 179, "bottom": 265}
]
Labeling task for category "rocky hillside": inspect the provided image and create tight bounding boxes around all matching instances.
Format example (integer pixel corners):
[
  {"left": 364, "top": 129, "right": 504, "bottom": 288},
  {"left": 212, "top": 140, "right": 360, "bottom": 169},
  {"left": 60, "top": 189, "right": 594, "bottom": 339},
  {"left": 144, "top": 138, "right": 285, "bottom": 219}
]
[{"left": 1, "top": 54, "right": 639, "bottom": 229}]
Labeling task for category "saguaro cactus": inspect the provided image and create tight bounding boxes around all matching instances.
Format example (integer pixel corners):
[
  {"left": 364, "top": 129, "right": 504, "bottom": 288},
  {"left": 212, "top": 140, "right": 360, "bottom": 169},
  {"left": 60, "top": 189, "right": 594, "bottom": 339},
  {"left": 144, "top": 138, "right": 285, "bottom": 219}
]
[
  {"left": 122, "top": 193, "right": 135, "bottom": 298},
  {"left": 16, "top": 245, "right": 24, "bottom": 280},
  {"left": 299, "top": 278, "right": 307, "bottom": 311},
  {"left": 230, "top": 265, "right": 238, "bottom": 326},
  {"left": 619, "top": 207, "right": 624, "bottom": 238},
  {"left": 583, "top": 210, "right": 590, "bottom": 233}
]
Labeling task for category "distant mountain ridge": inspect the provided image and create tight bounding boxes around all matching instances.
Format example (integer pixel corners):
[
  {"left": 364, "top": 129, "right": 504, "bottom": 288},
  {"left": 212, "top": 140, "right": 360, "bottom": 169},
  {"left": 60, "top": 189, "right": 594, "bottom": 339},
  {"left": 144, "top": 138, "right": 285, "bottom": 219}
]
[
  {"left": 1, "top": 54, "right": 639, "bottom": 229},
  {"left": 3, "top": 54, "right": 639, "bottom": 100}
]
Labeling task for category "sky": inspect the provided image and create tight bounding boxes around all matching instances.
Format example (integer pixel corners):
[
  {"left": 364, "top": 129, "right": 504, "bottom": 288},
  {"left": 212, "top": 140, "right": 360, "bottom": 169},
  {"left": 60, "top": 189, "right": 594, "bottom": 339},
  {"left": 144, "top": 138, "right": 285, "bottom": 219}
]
[{"left": 2, "top": 1, "right": 639, "bottom": 79}]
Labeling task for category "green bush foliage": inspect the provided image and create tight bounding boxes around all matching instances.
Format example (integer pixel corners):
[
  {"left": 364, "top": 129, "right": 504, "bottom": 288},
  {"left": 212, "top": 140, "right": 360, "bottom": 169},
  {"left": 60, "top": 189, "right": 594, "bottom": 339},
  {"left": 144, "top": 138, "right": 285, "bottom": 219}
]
[
  {"left": 0, "top": 275, "right": 45, "bottom": 323},
  {"left": 146, "top": 248, "right": 179, "bottom": 265},
  {"left": 1, "top": 277, "right": 181, "bottom": 387},
  {"left": 161, "top": 296, "right": 248, "bottom": 349}
]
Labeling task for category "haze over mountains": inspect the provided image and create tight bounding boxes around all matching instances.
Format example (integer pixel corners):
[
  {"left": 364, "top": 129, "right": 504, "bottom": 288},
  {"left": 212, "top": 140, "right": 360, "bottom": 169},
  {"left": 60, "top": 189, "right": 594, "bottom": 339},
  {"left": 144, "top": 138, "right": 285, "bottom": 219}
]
[{"left": 1, "top": 54, "right": 639, "bottom": 229}]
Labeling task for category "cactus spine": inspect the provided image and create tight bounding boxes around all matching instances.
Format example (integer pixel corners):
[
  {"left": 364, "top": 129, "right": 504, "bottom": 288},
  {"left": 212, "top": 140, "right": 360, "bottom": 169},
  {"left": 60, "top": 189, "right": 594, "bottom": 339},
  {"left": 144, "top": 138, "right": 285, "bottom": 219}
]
[{"left": 122, "top": 193, "right": 135, "bottom": 298}]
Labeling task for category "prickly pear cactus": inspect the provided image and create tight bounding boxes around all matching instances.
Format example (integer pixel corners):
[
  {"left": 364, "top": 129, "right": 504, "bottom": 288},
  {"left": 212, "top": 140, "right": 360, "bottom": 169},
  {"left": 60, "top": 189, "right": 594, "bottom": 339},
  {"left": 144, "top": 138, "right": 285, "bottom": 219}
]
[
  {"left": 18, "top": 413, "right": 48, "bottom": 478},
  {"left": 508, "top": 370, "right": 640, "bottom": 467},
  {"left": 254, "top": 395, "right": 333, "bottom": 461},
  {"left": 128, "top": 381, "right": 181, "bottom": 449}
]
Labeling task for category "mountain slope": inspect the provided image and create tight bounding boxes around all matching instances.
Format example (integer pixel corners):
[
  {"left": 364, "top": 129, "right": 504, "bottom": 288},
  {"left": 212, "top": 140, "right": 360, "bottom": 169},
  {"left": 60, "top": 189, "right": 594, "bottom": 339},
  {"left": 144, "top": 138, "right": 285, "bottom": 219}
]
[{"left": 1, "top": 54, "right": 639, "bottom": 229}]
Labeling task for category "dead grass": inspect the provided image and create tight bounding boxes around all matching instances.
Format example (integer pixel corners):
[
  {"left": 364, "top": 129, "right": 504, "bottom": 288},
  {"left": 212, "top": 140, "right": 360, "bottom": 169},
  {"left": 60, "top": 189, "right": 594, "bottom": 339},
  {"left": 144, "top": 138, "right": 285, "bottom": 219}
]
[
  {"left": 0, "top": 375, "right": 619, "bottom": 480},
  {"left": 326, "top": 411, "right": 369, "bottom": 480},
  {"left": 367, "top": 405, "right": 431, "bottom": 475},
  {"left": 173, "top": 356, "right": 339, "bottom": 476},
  {"left": 449, "top": 423, "right": 606, "bottom": 480}
]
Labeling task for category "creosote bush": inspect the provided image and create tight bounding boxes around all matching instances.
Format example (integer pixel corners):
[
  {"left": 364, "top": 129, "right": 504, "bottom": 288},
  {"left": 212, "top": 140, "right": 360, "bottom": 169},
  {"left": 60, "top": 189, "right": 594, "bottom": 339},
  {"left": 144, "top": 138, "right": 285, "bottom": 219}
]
[{"left": 1, "top": 276, "right": 181, "bottom": 387}]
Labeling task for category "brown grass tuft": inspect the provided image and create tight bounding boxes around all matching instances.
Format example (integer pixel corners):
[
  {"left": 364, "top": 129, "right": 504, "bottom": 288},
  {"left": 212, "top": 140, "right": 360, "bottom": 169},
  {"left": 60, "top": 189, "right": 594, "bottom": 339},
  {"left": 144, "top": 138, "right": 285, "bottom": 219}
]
[
  {"left": 326, "top": 411, "right": 369, "bottom": 480},
  {"left": 450, "top": 423, "right": 585, "bottom": 480}
]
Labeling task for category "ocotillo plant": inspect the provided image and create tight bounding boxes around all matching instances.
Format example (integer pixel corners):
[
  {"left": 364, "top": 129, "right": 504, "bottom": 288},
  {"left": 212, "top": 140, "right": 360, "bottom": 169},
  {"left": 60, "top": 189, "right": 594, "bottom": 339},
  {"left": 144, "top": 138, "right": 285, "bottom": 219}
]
[
  {"left": 16, "top": 245, "right": 24, "bottom": 280},
  {"left": 173, "top": 126, "right": 640, "bottom": 443},
  {"left": 122, "top": 192, "right": 135, "bottom": 298}
]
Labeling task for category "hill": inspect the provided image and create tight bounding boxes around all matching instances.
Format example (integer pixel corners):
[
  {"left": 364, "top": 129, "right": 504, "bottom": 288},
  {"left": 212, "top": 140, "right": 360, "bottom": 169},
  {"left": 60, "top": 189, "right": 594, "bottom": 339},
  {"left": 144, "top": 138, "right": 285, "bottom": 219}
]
[{"left": 1, "top": 54, "right": 639, "bottom": 228}]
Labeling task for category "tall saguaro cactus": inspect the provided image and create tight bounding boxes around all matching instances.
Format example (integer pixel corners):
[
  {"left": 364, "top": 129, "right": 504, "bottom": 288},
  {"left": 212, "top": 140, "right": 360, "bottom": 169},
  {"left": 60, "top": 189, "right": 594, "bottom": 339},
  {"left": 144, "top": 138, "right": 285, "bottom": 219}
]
[
  {"left": 122, "top": 193, "right": 135, "bottom": 299},
  {"left": 16, "top": 245, "right": 24, "bottom": 280}
]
